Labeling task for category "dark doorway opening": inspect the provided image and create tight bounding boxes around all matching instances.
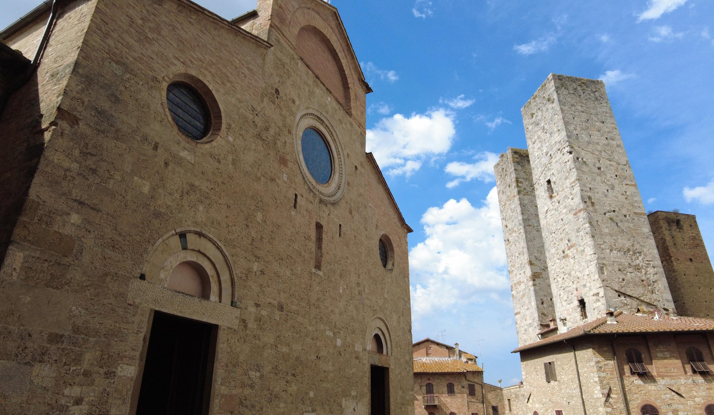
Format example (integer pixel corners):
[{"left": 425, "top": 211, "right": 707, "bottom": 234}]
[
  {"left": 136, "top": 311, "right": 217, "bottom": 415},
  {"left": 371, "top": 365, "right": 390, "bottom": 415}
]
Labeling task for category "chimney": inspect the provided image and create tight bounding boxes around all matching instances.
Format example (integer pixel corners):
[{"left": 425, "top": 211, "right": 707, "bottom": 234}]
[
  {"left": 606, "top": 309, "right": 617, "bottom": 324},
  {"left": 549, "top": 318, "right": 556, "bottom": 328},
  {"left": 454, "top": 343, "right": 460, "bottom": 359}
]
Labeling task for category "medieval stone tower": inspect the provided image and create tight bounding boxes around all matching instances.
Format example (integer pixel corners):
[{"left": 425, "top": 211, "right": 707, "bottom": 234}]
[{"left": 496, "top": 74, "right": 676, "bottom": 345}]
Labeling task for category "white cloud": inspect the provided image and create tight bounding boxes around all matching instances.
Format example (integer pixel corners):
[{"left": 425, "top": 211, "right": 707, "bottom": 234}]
[
  {"left": 387, "top": 160, "right": 422, "bottom": 178},
  {"left": 648, "top": 197, "right": 657, "bottom": 204},
  {"left": 513, "top": 35, "right": 557, "bottom": 55},
  {"left": 410, "top": 188, "right": 510, "bottom": 320},
  {"left": 366, "top": 109, "right": 456, "bottom": 176},
  {"left": 440, "top": 94, "right": 476, "bottom": 110},
  {"left": 368, "top": 102, "right": 393, "bottom": 115},
  {"left": 361, "top": 62, "right": 399, "bottom": 83},
  {"left": 445, "top": 152, "right": 500, "bottom": 188},
  {"left": 600, "top": 34, "right": 612, "bottom": 43},
  {"left": 637, "top": 0, "right": 688, "bottom": 22},
  {"left": 648, "top": 25, "right": 684, "bottom": 42},
  {"left": 683, "top": 179, "right": 714, "bottom": 205},
  {"left": 702, "top": 27, "right": 711, "bottom": 40},
  {"left": 413, "top": 0, "right": 434, "bottom": 18},
  {"left": 599, "top": 70, "right": 636, "bottom": 86},
  {"left": 485, "top": 116, "right": 511, "bottom": 132}
]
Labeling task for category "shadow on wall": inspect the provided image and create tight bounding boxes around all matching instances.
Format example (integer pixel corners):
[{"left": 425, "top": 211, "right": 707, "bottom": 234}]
[{"left": 0, "top": 72, "right": 43, "bottom": 265}]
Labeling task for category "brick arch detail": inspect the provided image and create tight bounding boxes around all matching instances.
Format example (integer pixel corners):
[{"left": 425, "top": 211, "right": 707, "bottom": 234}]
[
  {"left": 141, "top": 228, "right": 237, "bottom": 304},
  {"left": 366, "top": 316, "right": 393, "bottom": 356},
  {"left": 287, "top": 7, "right": 356, "bottom": 111}
]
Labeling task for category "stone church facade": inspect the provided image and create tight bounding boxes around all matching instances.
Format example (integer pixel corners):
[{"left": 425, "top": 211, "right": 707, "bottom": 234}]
[
  {"left": 495, "top": 75, "right": 714, "bottom": 415},
  {"left": 0, "top": 0, "right": 414, "bottom": 414}
]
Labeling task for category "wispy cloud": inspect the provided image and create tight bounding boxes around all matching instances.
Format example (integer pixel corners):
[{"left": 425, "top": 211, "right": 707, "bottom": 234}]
[
  {"left": 361, "top": 62, "right": 399, "bottom": 83},
  {"left": 637, "top": 0, "right": 688, "bottom": 22},
  {"left": 368, "top": 102, "right": 393, "bottom": 115},
  {"left": 648, "top": 25, "right": 684, "bottom": 42},
  {"left": 440, "top": 94, "right": 476, "bottom": 109},
  {"left": 648, "top": 197, "right": 657, "bottom": 204},
  {"left": 445, "top": 152, "right": 500, "bottom": 188},
  {"left": 410, "top": 189, "right": 509, "bottom": 319},
  {"left": 367, "top": 109, "right": 456, "bottom": 177},
  {"left": 684, "top": 178, "right": 714, "bottom": 205},
  {"left": 513, "top": 35, "right": 557, "bottom": 55},
  {"left": 599, "top": 70, "right": 636, "bottom": 86},
  {"left": 413, "top": 0, "right": 434, "bottom": 18},
  {"left": 600, "top": 34, "right": 612, "bottom": 43},
  {"left": 485, "top": 116, "right": 511, "bottom": 131}
]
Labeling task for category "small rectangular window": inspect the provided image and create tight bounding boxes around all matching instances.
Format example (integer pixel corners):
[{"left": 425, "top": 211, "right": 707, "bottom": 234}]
[
  {"left": 508, "top": 399, "right": 512, "bottom": 412},
  {"left": 555, "top": 411, "right": 563, "bottom": 415},
  {"left": 492, "top": 406, "right": 499, "bottom": 415},
  {"left": 578, "top": 298, "right": 587, "bottom": 320},
  {"left": 546, "top": 179, "right": 554, "bottom": 198},
  {"left": 544, "top": 361, "right": 557, "bottom": 383},
  {"left": 315, "top": 222, "right": 323, "bottom": 271},
  {"left": 468, "top": 384, "right": 476, "bottom": 396}
]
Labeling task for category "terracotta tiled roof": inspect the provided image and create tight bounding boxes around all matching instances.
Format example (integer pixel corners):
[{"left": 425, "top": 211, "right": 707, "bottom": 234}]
[
  {"left": 413, "top": 358, "right": 483, "bottom": 373},
  {"left": 413, "top": 338, "right": 477, "bottom": 359},
  {"left": 514, "top": 312, "right": 714, "bottom": 353}
]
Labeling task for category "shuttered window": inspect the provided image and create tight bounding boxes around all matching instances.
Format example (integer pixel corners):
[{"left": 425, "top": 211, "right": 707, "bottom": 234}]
[
  {"left": 544, "top": 361, "right": 557, "bottom": 383},
  {"left": 626, "top": 348, "right": 649, "bottom": 375},
  {"left": 167, "top": 83, "right": 211, "bottom": 140},
  {"left": 426, "top": 383, "right": 434, "bottom": 395},
  {"left": 686, "top": 347, "right": 713, "bottom": 374},
  {"left": 447, "top": 383, "right": 455, "bottom": 395},
  {"left": 468, "top": 384, "right": 476, "bottom": 396}
]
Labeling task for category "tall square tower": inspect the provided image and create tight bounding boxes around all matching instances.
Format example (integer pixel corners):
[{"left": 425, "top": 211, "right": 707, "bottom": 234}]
[{"left": 519, "top": 74, "right": 674, "bottom": 330}]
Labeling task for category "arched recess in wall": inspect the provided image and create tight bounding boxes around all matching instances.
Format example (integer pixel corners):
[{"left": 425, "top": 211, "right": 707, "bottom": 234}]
[
  {"left": 287, "top": 6, "right": 357, "bottom": 114},
  {"left": 366, "top": 316, "right": 393, "bottom": 355},
  {"left": 141, "top": 228, "right": 237, "bottom": 305},
  {"left": 295, "top": 25, "right": 351, "bottom": 112}
]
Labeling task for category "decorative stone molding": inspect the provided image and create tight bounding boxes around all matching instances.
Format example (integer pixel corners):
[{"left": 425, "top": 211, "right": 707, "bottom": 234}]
[{"left": 294, "top": 109, "right": 346, "bottom": 203}]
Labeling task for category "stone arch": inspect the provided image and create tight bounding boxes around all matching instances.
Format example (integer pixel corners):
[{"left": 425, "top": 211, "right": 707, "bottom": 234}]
[
  {"left": 366, "top": 316, "right": 393, "bottom": 356},
  {"left": 287, "top": 7, "right": 356, "bottom": 112},
  {"left": 141, "top": 228, "right": 237, "bottom": 304}
]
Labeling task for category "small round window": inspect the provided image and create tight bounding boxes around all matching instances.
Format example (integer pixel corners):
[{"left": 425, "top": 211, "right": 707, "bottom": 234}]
[
  {"left": 301, "top": 128, "right": 333, "bottom": 184},
  {"left": 167, "top": 82, "right": 211, "bottom": 141},
  {"left": 379, "top": 235, "right": 394, "bottom": 270}
]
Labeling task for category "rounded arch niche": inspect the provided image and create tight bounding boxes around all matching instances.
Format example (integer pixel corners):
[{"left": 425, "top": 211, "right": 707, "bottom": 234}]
[
  {"left": 295, "top": 25, "right": 351, "bottom": 112},
  {"left": 141, "top": 229, "right": 237, "bottom": 305},
  {"left": 366, "top": 317, "right": 392, "bottom": 356}
]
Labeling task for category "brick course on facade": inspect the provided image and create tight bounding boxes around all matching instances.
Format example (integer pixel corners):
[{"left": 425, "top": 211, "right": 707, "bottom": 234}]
[{"left": 0, "top": 0, "right": 413, "bottom": 414}]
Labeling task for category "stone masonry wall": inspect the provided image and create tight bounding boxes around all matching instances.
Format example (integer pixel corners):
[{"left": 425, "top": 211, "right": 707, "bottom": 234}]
[
  {"left": 0, "top": 0, "right": 413, "bottom": 414},
  {"left": 495, "top": 148, "right": 555, "bottom": 346},
  {"left": 521, "top": 74, "right": 674, "bottom": 331},
  {"left": 414, "top": 372, "right": 497, "bottom": 415},
  {"left": 0, "top": 0, "right": 97, "bottom": 268},
  {"left": 648, "top": 211, "right": 714, "bottom": 318}
]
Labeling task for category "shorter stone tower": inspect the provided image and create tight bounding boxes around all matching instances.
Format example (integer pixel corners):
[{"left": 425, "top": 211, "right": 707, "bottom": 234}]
[
  {"left": 648, "top": 211, "right": 714, "bottom": 318},
  {"left": 495, "top": 149, "right": 555, "bottom": 347}
]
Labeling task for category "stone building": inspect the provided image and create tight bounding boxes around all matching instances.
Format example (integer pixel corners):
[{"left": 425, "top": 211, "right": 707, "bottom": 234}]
[
  {"left": 495, "top": 75, "right": 714, "bottom": 415},
  {"left": 0, "top": 0, "right": 414, "bottom": 414},
  {"left": 412, "top": 339, "right": 504, "bottom": 415}
]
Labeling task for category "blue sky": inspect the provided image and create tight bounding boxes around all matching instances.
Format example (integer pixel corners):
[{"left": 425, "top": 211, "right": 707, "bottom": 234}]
[{"left": 2, "top": 0, "right": 713, "bottom": 386}]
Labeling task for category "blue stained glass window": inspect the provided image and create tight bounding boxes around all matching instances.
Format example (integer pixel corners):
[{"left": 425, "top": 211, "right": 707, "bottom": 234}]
[{"left": 301, "top": 128, "right": 333, "bottom": 184}]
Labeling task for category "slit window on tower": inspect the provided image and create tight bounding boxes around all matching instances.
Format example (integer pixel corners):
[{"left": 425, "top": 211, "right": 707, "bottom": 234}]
[
  {"left": 578, "top": 298, "right": 587, "bottom": 320},
  {"left": 167, "top": 83, "right": 211, "bottom": 140},
  {"left": 315, "top": 222, "right": 324, "bottom": 271},
  {"left": 546, "top": 179, "right": 554, "bottom": 198}
]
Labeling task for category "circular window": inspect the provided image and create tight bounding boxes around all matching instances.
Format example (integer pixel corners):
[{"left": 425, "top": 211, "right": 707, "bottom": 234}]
[
  {"left": 167, "top": 82, "right": 211, "bottom": 141},
  {"left": 301, "top": 128, "right": 333, "bottom": 184},
  {"left": 294, "top": 111, "right": 346, "bottom": 203},
  {"left": 379, "top": 235, "right": 394, "bottom": 270}
]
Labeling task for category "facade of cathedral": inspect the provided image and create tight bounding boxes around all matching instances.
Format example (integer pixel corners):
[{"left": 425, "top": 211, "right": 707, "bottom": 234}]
[{"left": 0, "top": 0, "right": 414, "bottom": 414}]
